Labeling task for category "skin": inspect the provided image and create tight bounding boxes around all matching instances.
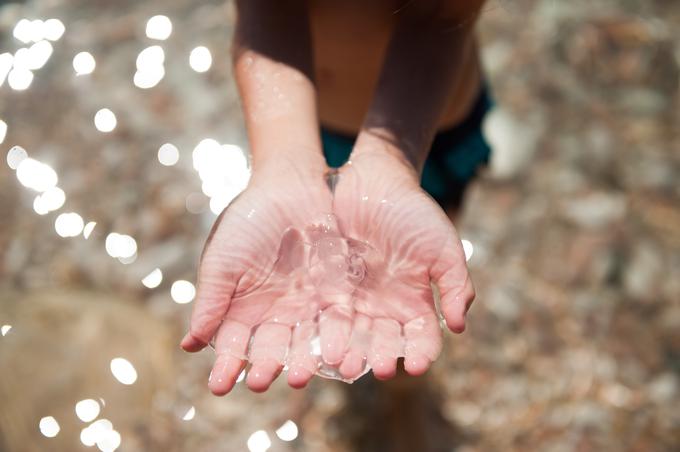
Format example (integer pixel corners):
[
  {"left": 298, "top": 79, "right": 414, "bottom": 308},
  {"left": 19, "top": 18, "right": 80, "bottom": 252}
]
[{"left": 181, "top": 0, "right": 484, "bottom": 394}]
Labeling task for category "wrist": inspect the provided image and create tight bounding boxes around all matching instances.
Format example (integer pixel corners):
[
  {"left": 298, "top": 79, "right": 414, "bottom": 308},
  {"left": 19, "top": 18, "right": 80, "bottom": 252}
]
[
  {"left": 349, "top": 130, "right": 425, "bottom": 182},
  {"left": 250, "top": 143, "right": 328, "bottom": 182}
]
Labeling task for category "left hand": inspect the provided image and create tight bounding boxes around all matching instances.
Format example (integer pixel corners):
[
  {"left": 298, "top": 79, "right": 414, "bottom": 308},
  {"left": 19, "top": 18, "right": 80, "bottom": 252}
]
[{"left": 330, "top": 148, "right": 475, "bottom": 380}]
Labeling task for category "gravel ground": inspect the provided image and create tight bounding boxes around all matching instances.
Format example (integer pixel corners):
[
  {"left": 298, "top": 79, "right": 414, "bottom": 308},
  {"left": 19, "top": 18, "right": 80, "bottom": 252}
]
[{"left": 1, "top": 0, "right": 678, "bottom": 451}]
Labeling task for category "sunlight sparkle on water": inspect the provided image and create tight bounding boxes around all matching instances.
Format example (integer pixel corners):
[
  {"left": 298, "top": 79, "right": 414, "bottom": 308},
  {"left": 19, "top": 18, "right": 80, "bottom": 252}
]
[
  {"left": 23, "top": 40, "right": 53, "bottom": 70},
  {"left": 8, "top": 67, "right": 33, "bottom": 90},
  {"left": 39, "top": 416, "right": 60, "bottom": 438},
  {"left": 73, "top": 51, "right": 96, "bottom": 75},
  {"left": 83, "top": 221, "right": 97, "bottom": 239},
  {"left": 105, "top": 233, "right": 137, "bottom": 259},
  {"left": 33, "top": 195, "right": 48, "bottom": 215},
  {"left": 182, "top": 406, "right": 195, "bottom": 421},
  {"left": 13, "top": 18, "right": 63, "bottom": 43},
  {"left": 80, "top": 419, "right": 120, "bottom": 451},
  {"left": 80, "top": 419, "right": 112, "bottom": 446},
  {"left": 146, "top": 15, "right": 172, "bottom": 40},
  {"left": 75, "top": 399, "right": 101, "bottom": 423},
  {"left": 94, "top": 109, "right": 117, "bottom": 132},
  {"left": 1, "top": 325, "right": 12, "bottom": 336},
  {"left": 275, "top": 420, "right": 299, "bottom": 442},
  {"left": 136, "top": 45, "right": 164, "bottom": 70},
  {"left": 0, "top": 53, "right": 13, "bottom": 86},
  {"left": 171, "top": 280, "right": 195, "bottom": 304},
  {"left": 158, "top": 143, "right": 179, "bottom": 166},
  {"left": 36, "top": 186, "right": 66, "bottom": 212},
  {"left": 133, "top": 66, "right": 164, "bottom": 89},
  {"left": 142, "top": 268, "right": 163, "bottom": 288},
  {"left": 461, "top": 239, "right": 474, "bottom": 262},
  {"left": 96, "top": 429, "right": 121, "bottom": 452},
  {"left": 110, "top": 358, "right": 137, "bottom": 385},
  {"left": 0, "top": 120, "right": 7, "bottom": 144},
  {"left": 247, "top": 430, "right": 272, "bottom": 452},
  {"left": 43, "top": 19, "right": 65, "bottom": 41},
  {"left": 134, "top": 46, "right": 165, "bottom": 88},
  {"left": 193, "top": 140, "right": 250, "bottom": 214},
  {"left": 13, "top": 19, "right": 33, "bottom": 43},
  {"left": 189, "top": 46, "right": 212, "bottom": 72},
  {"left": 16, "top": 157, "right": 58, "bottom": 192},
  {"left": 55, "top": 212, "right": 84, "bottom": 237},
  {"left": 7, "top": 146, "right": 27, "bottom": 169}
]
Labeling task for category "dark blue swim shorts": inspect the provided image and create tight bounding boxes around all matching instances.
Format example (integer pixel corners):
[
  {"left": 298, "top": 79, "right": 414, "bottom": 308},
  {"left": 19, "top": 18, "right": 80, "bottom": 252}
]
[{"left": 321, "top": 85, "right": 493, "bottom": 208}]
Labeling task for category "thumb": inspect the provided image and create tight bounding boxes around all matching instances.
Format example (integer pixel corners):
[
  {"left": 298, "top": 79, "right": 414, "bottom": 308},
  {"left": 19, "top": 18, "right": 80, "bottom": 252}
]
[
  {"left": 181, "top": 250, "right": 237, "bottom": 352},
  {"left": 430, "top": 231, "right": 475, "bottom": 333}
]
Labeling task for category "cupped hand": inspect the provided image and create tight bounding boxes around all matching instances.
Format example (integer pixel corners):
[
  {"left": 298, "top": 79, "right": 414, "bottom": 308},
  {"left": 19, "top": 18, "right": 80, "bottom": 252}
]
[
  {"left": 331, "top": 151, "right": 475, "bottom": 381},
  {"left": 181, "top": 158, "right": 338, "bottom": 394}
]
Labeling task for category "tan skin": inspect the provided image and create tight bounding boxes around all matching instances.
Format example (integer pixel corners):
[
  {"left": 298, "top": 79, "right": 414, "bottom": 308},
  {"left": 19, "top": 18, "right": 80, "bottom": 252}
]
[
  {"left": 311, "top": 0, "right": 482, "bottom": 136},
  {"left": 181, "top": 0, "right": 484, "bottom": 394}
]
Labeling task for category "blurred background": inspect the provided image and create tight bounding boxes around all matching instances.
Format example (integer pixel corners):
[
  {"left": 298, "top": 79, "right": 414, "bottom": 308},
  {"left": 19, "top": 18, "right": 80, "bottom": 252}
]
[{"left": 1, "top": 0, "right": 679, "bottom": 451}]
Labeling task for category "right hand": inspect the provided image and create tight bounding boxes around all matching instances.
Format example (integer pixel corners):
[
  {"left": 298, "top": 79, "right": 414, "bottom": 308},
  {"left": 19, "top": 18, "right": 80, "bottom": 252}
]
[{"left": 180, "top": 157, "right": 334, "bottom": 394}]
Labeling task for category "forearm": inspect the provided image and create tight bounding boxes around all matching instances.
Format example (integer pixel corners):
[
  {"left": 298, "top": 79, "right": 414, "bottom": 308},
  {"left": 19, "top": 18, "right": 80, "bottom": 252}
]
[
  {"left": 233, "top": 0, "right": 324, "bottom": 173},
  {"left": 353, "top": 5, "right": 482, "bottom": 175}
]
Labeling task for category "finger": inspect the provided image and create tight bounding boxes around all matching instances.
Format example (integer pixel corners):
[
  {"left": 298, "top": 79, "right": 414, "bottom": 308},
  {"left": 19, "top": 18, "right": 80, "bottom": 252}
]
[
  {"left": 209, "top": 355, "right": 244, "bottom": 396},
  {"left": 319, "top": 305, "right": 353, "bottom": 366},
  {"left": 286, "top": 320, "right": 319, "bottom": 389},
  {"left": 339, "top": 313, "right": 372, "bottom": 380},
  {"left": 368, "top": 318, "right": 403, "bottom": 380},
  {"left": 430, "top": 235, "right": 475, "bottom": 334},
  {"left": 403, "top": 313, "right": 442, "bottom": 376},
  {"left": 246, "top": 323, "right": 291, "bottom": 392},
  {"left": 208, "top": 320, "right": 250, "bottom": 395},
  {"left": 181, "top": 250, "right": 238, "bottom": 352}
]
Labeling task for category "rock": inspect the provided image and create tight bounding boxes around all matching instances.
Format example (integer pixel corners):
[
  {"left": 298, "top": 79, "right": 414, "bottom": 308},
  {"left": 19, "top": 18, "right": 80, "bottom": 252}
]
[
  {"left": 483, "top": 107, "right": 543, "bottom": 180},
  {"left": 560, "top": 191, "right": 627, "bottom": 229}
]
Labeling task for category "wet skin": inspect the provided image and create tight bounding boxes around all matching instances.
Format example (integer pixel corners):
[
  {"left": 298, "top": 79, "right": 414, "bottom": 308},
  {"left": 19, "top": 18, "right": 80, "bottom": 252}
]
[
  {"left": 181, "top": 153, "right": 474, "bottom": 394},
  {"left": 181, "top": 0, "right": 483, "bottom": 394}
]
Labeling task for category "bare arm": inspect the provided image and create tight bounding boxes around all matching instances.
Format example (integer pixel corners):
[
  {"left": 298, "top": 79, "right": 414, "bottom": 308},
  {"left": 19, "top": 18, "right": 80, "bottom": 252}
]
[
  {"left": 232, "top": 0, "right": 325, "bottom": 175},
  {"left": 352, "top": 1, "right": 485, "bottom": 175}
]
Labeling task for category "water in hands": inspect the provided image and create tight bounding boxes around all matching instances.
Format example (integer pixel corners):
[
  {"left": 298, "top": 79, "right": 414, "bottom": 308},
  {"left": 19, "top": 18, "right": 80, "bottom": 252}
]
[{"left": 182, "top": 160, "right": 474, "bottom": 394}]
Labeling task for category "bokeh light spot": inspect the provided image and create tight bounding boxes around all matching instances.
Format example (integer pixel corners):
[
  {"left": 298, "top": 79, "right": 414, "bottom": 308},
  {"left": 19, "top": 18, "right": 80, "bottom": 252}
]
[
  {"left": 0, "top": 53, "right": 13, "bottom": 86},
  {"left": 275, "top": 420, "right": 298, "bottom": 442},
  {"left": 182, "top": 406, "right": 195, "bottom": 421},
  {"left": 39, "top": 416, "right": 60, "bottom": 438},
  {"left": 247, "top": 430, "right": 271, "bottom": 452},
  {"left": 7, "top": 145, "right": 27, "bottom": 170},
  {"left": 142, "top": 268, "right": 163, "bottom": 289},
  {"left": 110, "top": 358, "right": 137, "bottom": 385},
  {"left": 55, "top": 212, "right": 84, "bottom": 237},
  {"left": 157, "top": 143, "right": 179, "bottom": 166},
  {"left": 146, "top": 15, "right": 172, "bottom": 41},
  {"left": 171, "top": 280, "right": 195, "bottom": 304},
  {"left": 38, "top": 186, "right": 66, "bottom": 212},
  {"left": 83, "top": 221, "right": 97, "bottom": 239},
  {"left": 16, "top": 157, "right": 58, "bottom": 192},
  {"left": 75, "top": 399, "right": 101, "bottom": 423},
  {"left": 94, "top": 108, "right": 117, "bottom": 132},
  {"left": 73, "top": 51, "right": 96, "bottom": 75},
  {"left": 189, "top": 46, "right": 212, "bottom": 73},
  {"left": 461, "top": 239, "right": 474, "bottom": 262},
  {"left": 105, "top": 233, "right": 137, "bottom": 259},
  {"left": 43, "top": 19, "right": 65, "bottom": 41},
  {"left": 8, "top": 67, "right": 33, "bottom": 90}
]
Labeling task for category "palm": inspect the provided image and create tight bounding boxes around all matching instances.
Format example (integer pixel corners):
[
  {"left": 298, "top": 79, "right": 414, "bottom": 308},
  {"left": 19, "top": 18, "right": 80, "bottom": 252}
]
[
  {"left": 182, "top": 165, "right": 337, "bottom": 393},
  {"left": 332, "top": 154, "right": 475, "bottom": 380},
  {"left": 182, "top": 156, "right": 475, "bottom": 394}
]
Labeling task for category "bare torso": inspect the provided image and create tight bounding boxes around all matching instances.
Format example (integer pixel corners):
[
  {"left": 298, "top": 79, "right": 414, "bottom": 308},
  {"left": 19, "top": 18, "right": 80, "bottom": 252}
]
[{"left": 309, "top": 0, "right": 481, "bottom": 135}]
